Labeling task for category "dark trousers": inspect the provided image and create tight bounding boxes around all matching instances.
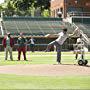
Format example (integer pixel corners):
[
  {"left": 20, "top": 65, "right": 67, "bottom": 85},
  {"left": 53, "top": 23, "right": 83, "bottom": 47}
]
[
  {"left": 18, "top": 47, "right": 26, "bottom": 60},
  {"left": 46, "top": 41, "right": 62, "bottom": 63},
  {"left": 30, "top": 44, "right": 35, "bottom": 52},
  {"left": 75, "top": 53, "right": 84, "bottom": 60}
]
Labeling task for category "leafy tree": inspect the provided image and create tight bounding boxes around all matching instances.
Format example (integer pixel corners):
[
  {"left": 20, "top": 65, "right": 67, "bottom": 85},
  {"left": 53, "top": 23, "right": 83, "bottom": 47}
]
[
  {"left": 42, "top": 9, "right": 50, "bottom": 17},
  {"left": 2, "top": 0, "right": 15, "bottom": 16},
  {"left": 1, "top": 0, "right": 50, "bottom": 16},
  {"left": 37, "top": 0, "right": 50, "bottom": 10}
]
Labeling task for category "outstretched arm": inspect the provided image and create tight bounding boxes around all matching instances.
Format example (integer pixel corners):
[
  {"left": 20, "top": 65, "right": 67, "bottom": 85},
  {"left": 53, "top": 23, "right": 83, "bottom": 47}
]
[
  {"left": 45, "top": 34, "right": 59, "bottom": 38},
  {"left": 69, "top": 27, "right": 81, "bottom": 37}
]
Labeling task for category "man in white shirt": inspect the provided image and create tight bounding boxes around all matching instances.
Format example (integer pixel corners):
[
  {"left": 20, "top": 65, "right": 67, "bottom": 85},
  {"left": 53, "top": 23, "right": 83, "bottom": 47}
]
[
  {"left": 74, "top": 34, "right": 88, "bottom": 60},
  {"left": 29, "top": 36, "right": 35, "bottom": 52},
  {"left": 45, "top": 28, "right": 69, "bottom": 64}
]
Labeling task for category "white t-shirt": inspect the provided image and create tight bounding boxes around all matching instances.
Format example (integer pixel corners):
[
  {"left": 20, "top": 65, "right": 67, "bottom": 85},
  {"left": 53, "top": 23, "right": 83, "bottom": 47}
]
[
  {"left": 55, "top": 32, "right": 68, "bottom": 45},
  {"left": 6, "top": 37, "right": 10, "bottom": 46},
  {"left": 77, "top": 38, "right": 82, "bottom": 43},
  {"left": 76, "top": 38, "right": 88, "bottom": 52},
  {"left": 30, "top": 39, "right": 34, "bottom": 44}
]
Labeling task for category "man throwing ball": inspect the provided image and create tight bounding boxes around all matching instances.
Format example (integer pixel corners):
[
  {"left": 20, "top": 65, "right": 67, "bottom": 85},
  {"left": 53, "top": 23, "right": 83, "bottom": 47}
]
[{"left": 45, "top": 28, "right": 69, "bottom": 64}]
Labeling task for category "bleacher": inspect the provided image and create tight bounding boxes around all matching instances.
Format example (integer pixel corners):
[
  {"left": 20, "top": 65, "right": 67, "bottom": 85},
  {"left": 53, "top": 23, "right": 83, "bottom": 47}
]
[
  {"left": 1, "top": 16, "right": 90, "bottom": 51},
  {"left": 74, "top": 23, "right": 90, "bottom": 37},
  {"left": 0, "top": 16, "right": 72, "bottom": 51},
  {"left": 72, "top": 16, "right": 90, "bottom": 24},
  {"left": 71, "top": 16, "right": 90, "bottom": 37},
  {"left": 2, "top": 16, "right": 64, "bottom": 36}
]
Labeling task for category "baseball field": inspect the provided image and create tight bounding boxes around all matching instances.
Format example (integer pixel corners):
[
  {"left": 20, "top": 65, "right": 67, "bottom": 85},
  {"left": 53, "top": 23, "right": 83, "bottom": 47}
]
[{"left": 0, "top": 51, "right": 90, "bottom": 89}]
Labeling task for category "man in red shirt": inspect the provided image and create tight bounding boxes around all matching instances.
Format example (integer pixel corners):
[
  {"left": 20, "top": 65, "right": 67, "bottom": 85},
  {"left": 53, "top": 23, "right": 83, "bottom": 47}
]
[
  {"left": 17, "top": 33, "right": 27, "bottom": 61},
  {"left": 2, "top": 33, "right": 14, "bottom": 60}
]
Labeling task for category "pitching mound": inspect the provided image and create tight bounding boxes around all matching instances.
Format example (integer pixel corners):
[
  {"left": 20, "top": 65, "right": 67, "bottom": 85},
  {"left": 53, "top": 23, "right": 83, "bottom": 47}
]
[{"left": 0, "top": 64, "right": 90, "bottom": 76}]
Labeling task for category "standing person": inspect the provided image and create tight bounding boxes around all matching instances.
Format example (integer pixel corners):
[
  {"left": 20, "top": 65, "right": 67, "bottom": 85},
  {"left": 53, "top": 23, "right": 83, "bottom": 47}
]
[
  {"left": 29, "top": 36, "right": 35, "bottom": 52},
  {"left": 17, "top": 33, "right": 27, "bottom": 61},
  {"left": 45, "top": 28, "right": 69, "bottom": 64},
  {"left": 2, "top": 33, "right": 14, "bottom": 60},
  {"left": 74, "top": 34, "right": 88, "bottom": 60},
  {"left": 70, "top": 27, "right": 89, "bottom": 60},
  {"left": 74, "top": 35, "right": 84, "bottom": 60}
]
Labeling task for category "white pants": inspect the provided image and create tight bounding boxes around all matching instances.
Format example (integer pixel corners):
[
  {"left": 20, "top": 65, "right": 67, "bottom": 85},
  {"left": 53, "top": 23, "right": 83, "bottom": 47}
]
[{"left": 5, "top": 46, "right": 13, "bottom": 60}]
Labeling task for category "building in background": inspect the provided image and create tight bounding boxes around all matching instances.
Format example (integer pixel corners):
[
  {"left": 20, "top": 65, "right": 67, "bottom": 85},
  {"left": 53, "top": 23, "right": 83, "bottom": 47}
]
[{"left": 50, "top": 0, "right": 90, "bottom": 18}]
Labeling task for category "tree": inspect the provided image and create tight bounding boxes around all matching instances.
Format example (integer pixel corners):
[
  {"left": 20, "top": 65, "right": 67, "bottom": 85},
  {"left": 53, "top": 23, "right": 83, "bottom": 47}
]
[
  {"left": 2, "top": 0, "right": 15, "bottom": 16},
  {"left": 42, "top": 9, "right": 50, "bottom": 17},
  {"left": 1, "top": 0, "right": 50, "bottom": 16},
  {"left": 37, "top": 0, "right": 50, "bottom": 10}
]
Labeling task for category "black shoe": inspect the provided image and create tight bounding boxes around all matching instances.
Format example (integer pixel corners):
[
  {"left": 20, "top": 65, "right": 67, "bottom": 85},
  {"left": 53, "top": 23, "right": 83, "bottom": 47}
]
[
  {"left": 53, "top": 62, "right": 61, "bottom": 65},
  {"left": 11, "top": 59, "right": 13, "bottom": 61},
  {"left": 24, "top": 59, "right": 28, "bottom": 61},
  {"left": 57, "top": 62, "right": 61, "bottom": 64}
]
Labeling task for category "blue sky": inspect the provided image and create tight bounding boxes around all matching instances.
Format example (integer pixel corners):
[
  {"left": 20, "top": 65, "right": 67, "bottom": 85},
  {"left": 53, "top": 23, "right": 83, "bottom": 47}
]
[{"left": 0, "top": 0, "right": 4, "bottom": 4}]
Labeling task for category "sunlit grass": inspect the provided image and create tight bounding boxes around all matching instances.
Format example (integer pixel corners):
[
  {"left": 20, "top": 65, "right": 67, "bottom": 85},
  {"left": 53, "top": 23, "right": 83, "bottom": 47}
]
[
  {"left": 0, "top": 51, "right": 90, "bottom": 65},
  {"left": 0, "top": 74, "right": 90, "bottom": 89},
  {"left": 0, "top": 51, "right": 90, "bottom": 89}
]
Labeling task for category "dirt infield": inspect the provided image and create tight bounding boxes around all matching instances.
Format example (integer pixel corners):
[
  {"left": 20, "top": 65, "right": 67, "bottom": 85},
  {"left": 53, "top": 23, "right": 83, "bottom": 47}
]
[{"left": 0, "top": 64, "right": 90, "bottom": 76}]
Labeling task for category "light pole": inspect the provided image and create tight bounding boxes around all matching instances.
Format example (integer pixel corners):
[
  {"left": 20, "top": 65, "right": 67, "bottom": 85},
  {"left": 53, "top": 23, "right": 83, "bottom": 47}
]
[{"left": 64, "top": 0, "right": 67, "bottom": 18}]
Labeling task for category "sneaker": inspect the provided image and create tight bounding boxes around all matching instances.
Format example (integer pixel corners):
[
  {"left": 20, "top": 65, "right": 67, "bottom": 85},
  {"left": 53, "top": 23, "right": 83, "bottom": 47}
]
[
  {"left": 5, "top": 58, "right": 7, "bottom": 60},
  {"left": 58, "top": 62, "right": 61, "bottom": 64},
  {"left": 17, "top": 60, "right": 20, "bottom": 61},
  {"left": 10, "top": 59, "right": 13, "bottom": 61},
  {"left": 74, "top": 60, "right": 77, "bottom": 65},
  {"left": 53, "top": 62, "right": 61, "bottom": 65},
  {"left": 24, "top": 59, "right": 28, "bottom": 61}
]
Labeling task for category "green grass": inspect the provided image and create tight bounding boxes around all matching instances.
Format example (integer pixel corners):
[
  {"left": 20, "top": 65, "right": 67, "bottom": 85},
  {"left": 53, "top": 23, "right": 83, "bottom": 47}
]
[
  {"left": 0, "top": 51, "right": 90, "bottom": 65},
  {"left": 0, "top": 51, "right": 90, "bottom": 89},
  {"left": 0, "top": 74, "right": 90, "bottom": 89}
]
